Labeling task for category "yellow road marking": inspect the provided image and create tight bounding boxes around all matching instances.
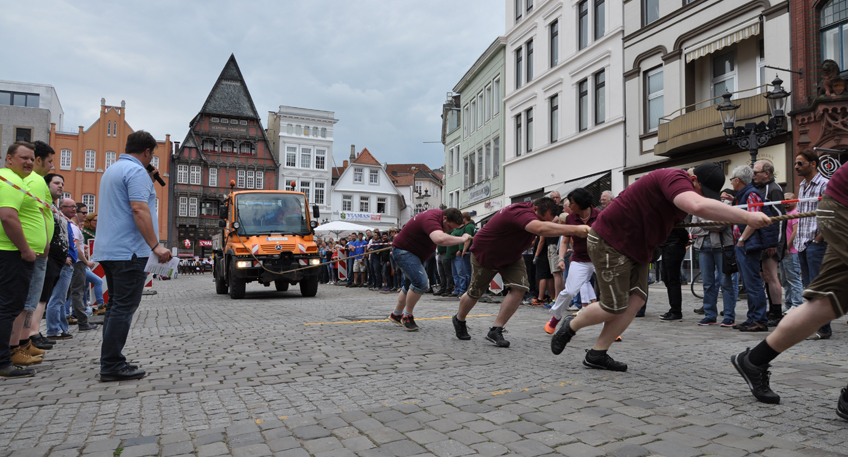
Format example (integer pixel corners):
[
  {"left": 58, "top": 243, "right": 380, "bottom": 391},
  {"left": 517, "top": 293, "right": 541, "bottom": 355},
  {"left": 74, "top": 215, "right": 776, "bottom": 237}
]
[{"left": 304, "top": 314, "right": 495, "bottom": 325}]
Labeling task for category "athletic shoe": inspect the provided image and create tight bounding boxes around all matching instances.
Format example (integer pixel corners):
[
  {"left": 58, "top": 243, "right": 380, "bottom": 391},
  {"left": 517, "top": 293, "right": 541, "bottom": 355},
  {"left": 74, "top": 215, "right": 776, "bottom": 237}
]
[
  {"left": 614, "top": 335, "right": 623, "bottom": 342},
  {"left": 767, "top": 314, "right": 783, "bottom": 328},
  {"left": 739, "top": 322, "right": 768, "bottom": 332},
  {"left": 732, "top": 321, "right": 753, "bottom": 330},
  {"left": 388, "top": 313, "right": 403, "bottom": 327},
  {"left": 731, "top": 348, "right": 780, "bottom": 404},
  {"left": 659, "top": 312, "right": 683, "bottom": 321},
  {"left": 635, "top": 310, "right": 645, "bottom": 318},
  {"left": 452, "top": 315, "right": 470, "bottom": 340},
  {"left": 807, "top": 331, "right": 832, "bottom": 340},
  {"left": 544, "top": 317, "right": 560, "bottom": 335},
  {"left": 583, "top": 349, "right": 628, "bottom": 372},
  {"left": 402, "top": 315, "right": 419, "bottom": 331},
  {"left": 694, "top": 307, "right": 705, "bottom": 315},
  {"left": 838, "top": 387, "right": 848, "bottom": 421},
  {"left": 551, "top": 316, "right": 575, "bottom": 355},
  {"left": 720, "top": 318, "right": 735, "bottom": 327},
  {"left": 485, "top": 327, "right": 510, "bottom": 347},
  {"left": 46, "top": 333, "right": 73, "bottom": 340},
  {"left": 566, "top": 305, "right": 580, "bottom": 312},
  {"left": 542, "top": 303, "right": 553, "bottom": 309},
  {"left": 30, "top": 334, "right": 53, "bottom": 350},
  {"left": 531, "top": 299, "right": 546, "bottom": 306},
  {"left": 698, "top": 318, "right": 717, "bottom": 326},
  {"left": 0, "top": 364, "right": 36, "bottom": 378}
]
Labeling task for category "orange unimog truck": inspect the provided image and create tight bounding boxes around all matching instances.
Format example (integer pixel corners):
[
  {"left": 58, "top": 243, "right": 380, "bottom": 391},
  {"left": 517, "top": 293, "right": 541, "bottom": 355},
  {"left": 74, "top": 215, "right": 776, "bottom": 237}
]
[{"left": 212, "top": 187, "right": 321, "bottom": 299}]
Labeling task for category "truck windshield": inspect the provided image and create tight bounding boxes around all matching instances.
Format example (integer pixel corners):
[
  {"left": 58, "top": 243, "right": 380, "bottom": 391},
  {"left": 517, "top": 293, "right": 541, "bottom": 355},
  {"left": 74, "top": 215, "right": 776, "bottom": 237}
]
[{"left": 235, "top": 193, "right": 309, "bottom": 236}]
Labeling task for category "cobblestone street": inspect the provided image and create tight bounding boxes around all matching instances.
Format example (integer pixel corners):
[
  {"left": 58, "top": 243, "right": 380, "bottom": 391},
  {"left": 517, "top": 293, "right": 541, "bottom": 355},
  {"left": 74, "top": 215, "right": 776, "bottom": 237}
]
[{"left": 1, "top": 274, "right": 846, "bottom": 457}]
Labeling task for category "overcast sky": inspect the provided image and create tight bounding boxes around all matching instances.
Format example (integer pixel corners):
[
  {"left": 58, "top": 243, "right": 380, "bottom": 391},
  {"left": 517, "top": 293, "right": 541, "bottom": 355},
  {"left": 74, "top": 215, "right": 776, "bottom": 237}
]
[{"left": 2, "top": 1, "right": 505, "bottom": 170}]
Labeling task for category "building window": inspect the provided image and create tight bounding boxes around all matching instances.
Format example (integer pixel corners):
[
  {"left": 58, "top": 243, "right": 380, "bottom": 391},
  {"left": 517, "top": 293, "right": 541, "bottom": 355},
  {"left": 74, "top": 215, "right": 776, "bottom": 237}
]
[
  {"left": 313, "top": 127, "right": 319, "bottom": 137},
  {"left": 315, "top": 149, "right": 326, "bottom": 170},
  {"left": 178, "top": 197, "right": 187, "bottom": 217},
  {"left": 377, "top": 197, "right": 387, "bottom": 214},
  {"left": 369, "top": 169, "right": 379, "bottom": 184},
  {"left": 295, "top": 125, "right": 301, "bottom": 135},
  {"left": 246, "top": 170, "right": 255, "bottom": 189},
  {"left": 106, "top": 121, "right": 111, "bottom": 137},
  {"left": 354, "top": 167, "right": 363, "bottom": 183},
  {"left": 286, "top": 146, "right": 297, "bottom": 167},
  {"left": 526, "top": 39, "right": 534, "bottom": 82},
  {"left": 525, "top": 108, "right": 533, "bottom": 152},
  {"left": 14, "top": 127, "right": 31, "bottom": 142},
  {"left": 303, "top": 125, "right": 310, "bottom": 136},
  {"left": 84, "top": 150, "right": 96, "bottom": 171},
  {"left": 190, "top": 165, "right": 201, "bottom": 185},
  {"left": 201, "top": 200, "right": 218, "bottom": 216},
  {"left": 60, "top": 149, "right": 71, "bottom": 170},
  {"left": 454, "top": 144, "right": 460, "bottom": 174},
  {"left": 221, "top": 141, "right": 233, "bottom": 153},
  {"left": 469, "top": 151, "right": 476, "bottom": 186},
  {"left": 579, "top": 79, "right": 589, "bottom": 131},
  {"left": 493, "top": 78, "right": 501, "bottom": 116},
  {"left": 493, "top": 137, "right": 500, "bottom": 177},
  {"left": 255, "top": 171, "right": 264, "bottom": 189},
  {"left": 105, "top": 151, "right": 116, "bottom": 169},
  {"left": 300, "top": 147, "right": 312, "bottom": 169},
  {"left": 284, "top": 178, "right": 295, "bottom": 192},
  {"left": 595, "top": 70, "right": 606, "bottom": 125},
  {"left": 342, "top": 195, "right": 352, "bottom": 211},
  {"left": 823, "top": 0, "right": 848, "bottom": 68},
  {"left": 359, "top": 196, "right": 369, "bottom": 213},
  {"left": 0, "top": 91, "right": 39, "bottom": 107},
  {"left": 152, "top": 157, "right": 159, "bottom": 170},
  {"left": 527, "top": 0, "right": 533, "bottom": 13},
  {"left": 515, "top": 0, "right": 523, "bottom": 21},
  {"left": 550, "top": 94, "right": 559, "bottom": 142},
  {"left": 477, "top": 148, "right": 484, "bottom": 182},
  {"left": 239, "top": 143, "right": 252, "bottom": 154},
  {"left": 189, "top": 197, "right": 198, "bottom": 217},
  {"left": 202, "top": 139, "right": 215, "bottom": 152},
  {"left": 515, "top": 114, "right": 522, "bottom": 157},
  {"left": 156, "top": 198, "right": 159, "bottom": 217},
  {"left": 579, "top": 1, "right": 589, "bottom": 50},
  {"left": 212, "top": 117, "right": 220, "bottom": 123},
  {"left": 550, "top": 20, "right": 559, "bottom": 67},
  {"left": 237, "top": 170, "right": 246, "bottom": 188},
  {"left": 644, "top": 0, "right": 659, "bottom": 25},
  {"left": 314, "top": 182, "right": 325, "bottom": 204},
  {"left": 320, "top": 127, "right": 327, "bottom": 138},
  {"left": 62, "top": 192, "right": 72, "bottom": 201},
  {"left": 463, "top": 156, "right": 470, "bottom": 188},
  {"left": 712, "top": 51, "right": 736, "bottom": 104},
  {"left": 485, "top": 142, "right": 492, "bottom": 179},
  {"left": 595, "top": 0, "right": 605, "bottom": 39},
  {"left": 516, "top": 47, "right": 523, "bottom": 89},
  {"left": 449, "top": 148, "right": 455, "bottom": 175},
  {"left": 646, "top": 67, "right": 664, "bottom": 132},
  {"left": 82, "top": 194, "right": 95, "bottom": 213},
  {"left": 286, "top": 124, "right": 293, "bottom": 135},
  {"left": 221, "top": 119, "right": 229, "bottom": 124},
  {"left": 471, "top": 99, "right": 477, "bottom": 133},
  {"left": 415, "top": 181, "right": 423, "bottom": 195},
  {"left": 177, "top": 164, "right": 188, "bottom": 184},
  {"left": 209, "top": 168, "right": 218, "bottom": 187},
  {"left": 464, "top": 105, "right": 470, "bottom": 137},
  {"left": 300, "top": 180, "right": 310, "bottom": 201},
  {"left": 758, "top": 40, "right": 767, "bottom": 93}
]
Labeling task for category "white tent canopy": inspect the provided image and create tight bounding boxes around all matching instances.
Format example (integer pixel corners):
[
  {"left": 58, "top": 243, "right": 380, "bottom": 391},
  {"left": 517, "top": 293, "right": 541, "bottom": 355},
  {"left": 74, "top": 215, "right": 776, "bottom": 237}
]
[{"left": 314, "top": 220, "right": 375, "bottom": 238}]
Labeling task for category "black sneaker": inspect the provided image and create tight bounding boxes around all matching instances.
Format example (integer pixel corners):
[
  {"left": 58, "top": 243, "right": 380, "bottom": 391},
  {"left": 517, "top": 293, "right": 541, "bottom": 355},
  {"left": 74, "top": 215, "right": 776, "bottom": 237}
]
[
  {"left": 551, "top": 316, "right": 575, "bottom": 355},
  {"left": 485, "top": 327, "right": 509, "bottom": 347},
  {"left": 452, "top": 315, "right": 470, "bottom": 340},
  {"left": 0, "top": 364, "right": 36, "bottom": 378},
  {"left": 731, "top": 348, "right": 780, "bottom": 404},
  {"left": 583, "top": 349, "right": 628, "bottom": 372},
  {"left": 838, "top": 387, "right": 848, "bottom": 421},
  {"left": 402, "top": 315, "right": 419, "bottom": 331},
  {"left": 388, "top": 313, "right": 403, "bottom": 327},
  {"left": 30, "top": 335, "right": 54, "bottom": 350},
  {"left": 659, "top": 312, "right": 683, "bottom": 321},
  {"left": 767, "top": 313, "right": 783, "bottom": 328}
]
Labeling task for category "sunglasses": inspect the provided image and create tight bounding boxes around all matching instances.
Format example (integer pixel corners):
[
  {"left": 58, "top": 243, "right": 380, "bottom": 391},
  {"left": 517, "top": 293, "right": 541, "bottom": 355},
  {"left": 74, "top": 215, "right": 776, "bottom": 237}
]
[{"left": 795, "top": 161, "right": 809, "bottom": 167}]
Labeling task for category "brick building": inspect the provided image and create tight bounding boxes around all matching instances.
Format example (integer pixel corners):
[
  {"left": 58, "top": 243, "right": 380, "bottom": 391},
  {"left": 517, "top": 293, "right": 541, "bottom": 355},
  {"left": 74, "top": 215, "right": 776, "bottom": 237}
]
[
  {"left": 169, "top": 55, "right": 279, "bottom": 257},
  {"left": 49, "top": 99, "right": 172, "bottom": 243}
]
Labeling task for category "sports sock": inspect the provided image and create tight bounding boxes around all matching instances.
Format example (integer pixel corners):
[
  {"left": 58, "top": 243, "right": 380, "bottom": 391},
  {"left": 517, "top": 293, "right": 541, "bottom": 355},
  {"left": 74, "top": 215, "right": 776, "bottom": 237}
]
[
  {"left": 403, "top": 312, "right": 412, "bottom": 318},
  {"left": 748, "top": 340, "right": 781, "bottom": 366},
  {"left": 391, "top": 310, "right": 403, "bottom": 316}
]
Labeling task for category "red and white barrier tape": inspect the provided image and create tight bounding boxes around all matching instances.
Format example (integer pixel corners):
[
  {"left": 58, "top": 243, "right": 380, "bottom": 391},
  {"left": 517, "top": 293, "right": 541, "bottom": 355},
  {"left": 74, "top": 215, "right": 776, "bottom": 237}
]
[{"left": 734, "top": 196, "right": 821, "bottom": 209}]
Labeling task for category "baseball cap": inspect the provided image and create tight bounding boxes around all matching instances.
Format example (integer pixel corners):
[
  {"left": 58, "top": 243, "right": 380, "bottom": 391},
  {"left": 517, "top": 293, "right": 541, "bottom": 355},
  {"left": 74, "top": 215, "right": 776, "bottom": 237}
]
[{"left": 693, "top": 162, "right": 725, "bottom": 200}]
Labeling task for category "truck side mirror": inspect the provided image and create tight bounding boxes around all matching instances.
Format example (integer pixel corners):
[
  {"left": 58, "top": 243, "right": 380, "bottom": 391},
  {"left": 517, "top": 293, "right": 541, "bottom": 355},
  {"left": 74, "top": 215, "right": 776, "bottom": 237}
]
[
  {"left": 312, "top": 205, "right": 320, "bottom": 218},
  {"left": 219, "top": 205, "right": 227, "bottom": 219}
]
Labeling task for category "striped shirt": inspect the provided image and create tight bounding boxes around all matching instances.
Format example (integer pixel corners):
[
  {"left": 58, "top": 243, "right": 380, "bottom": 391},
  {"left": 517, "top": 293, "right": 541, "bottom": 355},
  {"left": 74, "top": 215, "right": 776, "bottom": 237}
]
[{"left": 794, "top": 172, "right": 828, "bottom": 252}]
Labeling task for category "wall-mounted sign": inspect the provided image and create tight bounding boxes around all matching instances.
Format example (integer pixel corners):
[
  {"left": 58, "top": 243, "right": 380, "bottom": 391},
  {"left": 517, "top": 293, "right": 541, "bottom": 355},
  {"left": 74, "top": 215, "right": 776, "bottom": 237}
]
[
  {"left": 209, "top": 124, "right": 249, "bottom": 135},
  {"left": 183, "top": 239, "right": 191, "bottom": 249},
  {"left": 340, "top": 212, "right": 382, "bottom": 221},
  {"left": 198, "top": 240, "right": 213, "bottom": 247},
  {"left": 467, "top": 182, "right": 491, "bottom": 205}
]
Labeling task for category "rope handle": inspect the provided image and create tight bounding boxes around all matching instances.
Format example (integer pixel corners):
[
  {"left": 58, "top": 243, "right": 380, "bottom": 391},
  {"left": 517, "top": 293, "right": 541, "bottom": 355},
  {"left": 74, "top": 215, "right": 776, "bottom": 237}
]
[{"left": 675, "top": 211, "right": 818, "bottom": 228}]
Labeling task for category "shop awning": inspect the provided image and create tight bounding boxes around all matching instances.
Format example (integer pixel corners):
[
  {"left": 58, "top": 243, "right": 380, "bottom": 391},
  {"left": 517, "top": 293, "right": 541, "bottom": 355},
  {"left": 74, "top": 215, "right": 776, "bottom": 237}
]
[
  {"left": 552, "top": 171, "right": 609, "bottom": 201},
  {"left": 684, "top": 19, "right": 760, "bottom": 64}
]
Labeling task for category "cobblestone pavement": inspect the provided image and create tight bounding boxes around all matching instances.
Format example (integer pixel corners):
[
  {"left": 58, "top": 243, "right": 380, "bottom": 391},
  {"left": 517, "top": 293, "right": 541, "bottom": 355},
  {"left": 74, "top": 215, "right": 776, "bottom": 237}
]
[{"left": 1, "top": 274, "right": 847, "bottom": 457}]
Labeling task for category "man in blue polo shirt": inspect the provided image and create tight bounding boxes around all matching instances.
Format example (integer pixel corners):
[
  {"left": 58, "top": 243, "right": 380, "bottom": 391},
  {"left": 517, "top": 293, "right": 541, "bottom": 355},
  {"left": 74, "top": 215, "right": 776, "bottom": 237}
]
[{"left": 94, "top": 131, "right": 172, "bottom": 382}]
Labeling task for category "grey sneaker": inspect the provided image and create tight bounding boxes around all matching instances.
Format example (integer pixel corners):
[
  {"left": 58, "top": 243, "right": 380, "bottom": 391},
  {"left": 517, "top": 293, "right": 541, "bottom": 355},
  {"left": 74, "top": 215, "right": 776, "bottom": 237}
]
[
  {"left": 731, "top": 348, "right": 780, "bottom": 404},
  {"left": 485, "top": 327, "right": 510, "bottom": 347}
]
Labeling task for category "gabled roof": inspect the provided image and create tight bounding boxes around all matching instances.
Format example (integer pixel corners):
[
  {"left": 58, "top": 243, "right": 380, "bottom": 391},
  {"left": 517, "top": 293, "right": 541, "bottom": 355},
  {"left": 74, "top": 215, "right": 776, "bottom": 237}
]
[
  {"left": 332, "top": 166, "right": 346, "bottom": 179},
  {"left": 390, "top": 174, "right": 415, "bottom": 187},
  {"left": 352, "top": 148, "right": 381, "bottom": 166},
  {"left": 199, "top": 54, "right": 262, "bottom": 119},
  {"left": 385, "top": 163, "right": 434, "bottom": 176}
]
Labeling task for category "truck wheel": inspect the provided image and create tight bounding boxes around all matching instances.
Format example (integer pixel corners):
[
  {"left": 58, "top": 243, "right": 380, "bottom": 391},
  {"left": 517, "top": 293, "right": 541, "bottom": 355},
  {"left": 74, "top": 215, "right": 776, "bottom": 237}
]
[
  {"left": 275, "top": 280, "right": 289, "bottom": 292},
  {"left": 214, "top": 260, "right": 228, "bottom": 294},
  {"left": 299, "top": 276, "right": 319, "bottom": 297},
  {"left": 229, "top": 262, "right": 246, "bottom": 299}
]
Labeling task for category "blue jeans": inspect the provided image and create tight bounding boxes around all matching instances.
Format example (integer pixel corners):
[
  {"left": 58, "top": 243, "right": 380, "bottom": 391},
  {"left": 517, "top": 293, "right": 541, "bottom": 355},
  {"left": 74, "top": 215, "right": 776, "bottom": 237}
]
[
  {"left": 100, "top": 257, "right": 148, "bottom": 374},
  {"left": 392, "top": 248, "right": 428, "bottom": 295},
  {"left": 24, "top": 257, "right": 47, "bottom": 311},
  {"left": 735, "top": 246, "right": 767, "bottom": 325},
  {"left": 780, "top": 252, "right": 803, "bottom": 308},
  {"left": 698, "top": 249, "right": 736, "bottom": 322},
  {"left": 47, "top": 264, "right": 73, "bottom": 336},
  {"left": 452, "top": 257, "right": 468, "bottom": 295},
  {"left": 461, "top": 254, "right": 472, "bottom": 290},
  {"left": 800, "top": 242, "right": 830, "bottom": 333}
]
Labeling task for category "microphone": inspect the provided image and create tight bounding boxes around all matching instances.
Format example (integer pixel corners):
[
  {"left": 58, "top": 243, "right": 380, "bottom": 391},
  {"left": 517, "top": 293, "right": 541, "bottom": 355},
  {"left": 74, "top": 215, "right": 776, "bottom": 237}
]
[{"left": 146, "top": 164, "right": 166, "bottom": 187}]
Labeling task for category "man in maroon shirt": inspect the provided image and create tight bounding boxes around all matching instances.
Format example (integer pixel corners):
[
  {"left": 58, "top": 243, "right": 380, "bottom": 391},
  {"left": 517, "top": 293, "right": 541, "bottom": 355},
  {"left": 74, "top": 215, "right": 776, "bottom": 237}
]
[
  {"left": 732, "top": 163, "right": 848, "bottom": 420},
  {"left": 389, "top": 208, "right": 470, "bottom": 331},
  {"left": 550, "top": 163, "right": 771, "bottom": 372},
  {"left": 452, "top": 197, "right": 590, "bottom": 348}
]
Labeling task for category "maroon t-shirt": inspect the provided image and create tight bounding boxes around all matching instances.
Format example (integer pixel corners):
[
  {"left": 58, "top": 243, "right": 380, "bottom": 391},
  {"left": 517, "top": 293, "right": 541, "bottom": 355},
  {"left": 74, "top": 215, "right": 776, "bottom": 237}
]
[
  {"left": 471, "top": 202, "right": 539, "bottom": 270},
  {"left": 592, "top": 169, "right": 694, "bottom": 264},
  {"left": 392, "top": 209, "right": 444, "bottom": 262},
  {"left": 566, "top": 207, "right": 599, "bottom": 263},
  {"left": 825, "top": 164, "right": 848, "bottom": 208}
]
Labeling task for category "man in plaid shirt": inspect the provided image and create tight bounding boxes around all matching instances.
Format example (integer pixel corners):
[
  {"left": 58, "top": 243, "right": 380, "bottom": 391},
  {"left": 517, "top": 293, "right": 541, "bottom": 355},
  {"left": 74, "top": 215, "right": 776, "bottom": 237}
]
[{"left": 794, "top": 150, "right": 831, "bottom": 339}]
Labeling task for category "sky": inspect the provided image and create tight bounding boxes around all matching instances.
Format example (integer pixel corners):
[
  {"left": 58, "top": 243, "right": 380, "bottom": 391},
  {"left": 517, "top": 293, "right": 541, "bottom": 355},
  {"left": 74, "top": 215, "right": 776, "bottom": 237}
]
[{"left": 1, "top": 1, "right": 505, "bottom": 170}]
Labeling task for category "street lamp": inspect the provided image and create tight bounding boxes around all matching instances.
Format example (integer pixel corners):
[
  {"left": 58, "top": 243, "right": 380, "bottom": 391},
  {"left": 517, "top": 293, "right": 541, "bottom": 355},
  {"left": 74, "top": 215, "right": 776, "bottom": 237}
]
[{"left": 716, "top": 75, "right": 790, "bottom": 167}]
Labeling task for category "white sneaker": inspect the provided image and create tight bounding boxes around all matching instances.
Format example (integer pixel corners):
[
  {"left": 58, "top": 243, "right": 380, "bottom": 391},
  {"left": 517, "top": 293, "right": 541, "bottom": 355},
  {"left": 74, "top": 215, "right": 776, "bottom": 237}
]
[{"left": 566, "top": 305, "right": 579, "bottom": 312}]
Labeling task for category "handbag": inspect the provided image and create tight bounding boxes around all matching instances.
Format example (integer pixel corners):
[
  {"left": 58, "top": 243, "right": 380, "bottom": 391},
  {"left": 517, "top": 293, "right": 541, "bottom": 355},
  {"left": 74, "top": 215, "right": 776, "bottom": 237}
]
[{"left": 720, "top": 231, "right": 738, "bottom": 274}]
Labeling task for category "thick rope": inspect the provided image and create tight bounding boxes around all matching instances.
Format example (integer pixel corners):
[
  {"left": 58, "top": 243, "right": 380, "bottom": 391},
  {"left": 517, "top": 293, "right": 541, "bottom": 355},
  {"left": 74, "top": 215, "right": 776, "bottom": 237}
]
[{"left": 675, "top": 211, "right": 818, "bottom": 228}]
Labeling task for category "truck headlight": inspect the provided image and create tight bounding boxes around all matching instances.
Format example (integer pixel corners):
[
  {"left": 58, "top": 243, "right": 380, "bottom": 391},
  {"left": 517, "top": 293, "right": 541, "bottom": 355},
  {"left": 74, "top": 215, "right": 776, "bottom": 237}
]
[
  {"left": 236, "top": 261, "right": 251, "bottom": 268},
  {"left": 310, "top": 258, "right": 321, "bottom": 265}
]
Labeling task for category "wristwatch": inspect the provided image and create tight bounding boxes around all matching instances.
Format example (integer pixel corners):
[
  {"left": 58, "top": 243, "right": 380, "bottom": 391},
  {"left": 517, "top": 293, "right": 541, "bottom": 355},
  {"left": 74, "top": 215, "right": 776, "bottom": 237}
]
[{"left": 738, "top": 238, "right": 746, "bottom": 243}]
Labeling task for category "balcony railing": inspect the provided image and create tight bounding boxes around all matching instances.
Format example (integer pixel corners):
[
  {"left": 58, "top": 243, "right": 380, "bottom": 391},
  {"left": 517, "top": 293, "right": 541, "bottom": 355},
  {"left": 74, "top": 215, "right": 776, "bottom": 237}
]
[{"left": 654, "top": 86, "right": 770, "bottom": 157}]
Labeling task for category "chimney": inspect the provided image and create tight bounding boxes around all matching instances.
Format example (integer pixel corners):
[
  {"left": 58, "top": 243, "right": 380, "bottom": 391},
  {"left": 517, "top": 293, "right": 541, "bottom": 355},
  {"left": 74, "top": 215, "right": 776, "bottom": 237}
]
[
  {"left": 343, "top": 160, "right": 349, "bottom": 168},
  {"left": 350, "top": 144, "right": 356, "bottom": 161}
]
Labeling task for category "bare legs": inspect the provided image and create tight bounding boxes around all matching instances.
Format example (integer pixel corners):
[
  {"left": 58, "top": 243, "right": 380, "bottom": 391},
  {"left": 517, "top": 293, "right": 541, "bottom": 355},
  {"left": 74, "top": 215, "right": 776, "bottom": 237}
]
[
  {"left": 25, "top": 302, "right": 47, "bottom": 338},
  {"left": 457, "top": 287, "right": 524, "bottom": 327},
  {"left": 570, "top": 293, "right": 646, "bottom": 351},
  {"left": 394, "top": 289, "right": 422, "bottom": 315},
  {"left": 766, "top": 298, "right": 837, "bottom": 352}
]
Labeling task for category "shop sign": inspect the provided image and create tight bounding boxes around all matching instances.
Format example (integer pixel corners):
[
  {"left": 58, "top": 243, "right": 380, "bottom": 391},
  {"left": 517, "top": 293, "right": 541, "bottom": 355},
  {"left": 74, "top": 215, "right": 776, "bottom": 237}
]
[
  {"left": 467, "top": 183, "right": 491, "bottom": 204},
  {"left": 198, "top": 240, "right": 213, "bottom": 247},
  {"left": 340, "top": 212, "right": 382, "bottom": 221}
]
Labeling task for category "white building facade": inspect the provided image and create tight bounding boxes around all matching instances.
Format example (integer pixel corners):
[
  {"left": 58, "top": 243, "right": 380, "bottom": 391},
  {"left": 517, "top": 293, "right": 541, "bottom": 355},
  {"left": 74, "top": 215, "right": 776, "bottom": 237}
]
[
  {"left": 0, "top": 80, "right": 64, "bottom": 163},
  {"left": 267, "top": 106, "right": 338, "bottom": 216},
  {"left": 330, "top": 148, "right": 405, "bottom": 231},
  {"left": 503, "top": 0, "right": 625, "bottom": 204}
]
